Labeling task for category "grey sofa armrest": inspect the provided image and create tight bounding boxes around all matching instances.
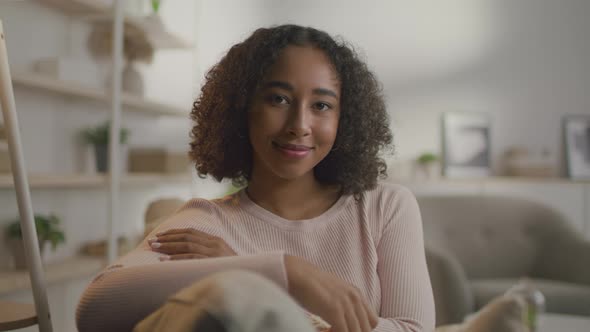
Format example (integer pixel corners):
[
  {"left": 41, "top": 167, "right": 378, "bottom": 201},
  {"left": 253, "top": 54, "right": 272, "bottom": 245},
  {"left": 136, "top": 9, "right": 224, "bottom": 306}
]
[
  {"left": 426, "top": 245, "right": 474, "bottom": 326},
  {"left": 535, "top": 228, "right": 590, "bottom": 286}
]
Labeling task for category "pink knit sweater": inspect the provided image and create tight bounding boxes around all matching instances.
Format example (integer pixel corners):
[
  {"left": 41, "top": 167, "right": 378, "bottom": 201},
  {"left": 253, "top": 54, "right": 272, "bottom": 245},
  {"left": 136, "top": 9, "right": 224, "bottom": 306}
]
[{"left": 76, "top": 183, "right": 435, "bottom": 332}]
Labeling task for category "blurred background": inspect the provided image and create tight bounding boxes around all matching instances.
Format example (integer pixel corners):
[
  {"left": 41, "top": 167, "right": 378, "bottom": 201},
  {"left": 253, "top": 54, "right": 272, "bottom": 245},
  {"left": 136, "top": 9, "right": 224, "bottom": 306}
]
[{"left": 1, "top": 0, "right": 589, "bottom": 331}]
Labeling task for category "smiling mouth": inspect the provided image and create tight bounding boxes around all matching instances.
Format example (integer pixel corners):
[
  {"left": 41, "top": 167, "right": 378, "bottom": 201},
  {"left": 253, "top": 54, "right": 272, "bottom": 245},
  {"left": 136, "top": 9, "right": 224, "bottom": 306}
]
[
  {"left": 272, "top": 141, "right": 314, "bottom": 158},
  {"left": 272, "top": 141, "right": 314, "bottom": 151}
]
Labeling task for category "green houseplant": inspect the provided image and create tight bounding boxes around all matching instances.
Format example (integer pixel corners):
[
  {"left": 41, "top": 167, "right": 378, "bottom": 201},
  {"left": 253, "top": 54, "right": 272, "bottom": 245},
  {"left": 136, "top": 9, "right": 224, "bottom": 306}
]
[
  {"left": 151, "top": 0, "right": 162, "bottom": 13},
  {"left": 414, "top": 152, "right": 440, "bottom": 180},
  {"left": 4, "top": 214, "right": 66, "bottom": 269},
  {"left": 417, "top": 152, "right": 439, "bottom": 166},
  {"left": 80, "top": 121, "right": 130, "bottom": 173}
]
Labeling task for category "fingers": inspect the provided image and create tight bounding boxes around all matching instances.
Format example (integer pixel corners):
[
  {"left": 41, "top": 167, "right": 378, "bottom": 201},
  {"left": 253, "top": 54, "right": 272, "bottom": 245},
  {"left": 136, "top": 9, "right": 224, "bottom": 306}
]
[
  {"left": 367, "top": 305, "right": 379, "bottom": 329},
  {"left": 150, "top": 233, "right": 214, "bottom": 247},
  {"left": 343, "top": 300, "right": 361, "bottom": 332},
  {"left": 148, "top": 228, "right": 236, "bottom": 259},
  {"left": 357, "top": 293, "right": 379, "bottom": 330},
  {"left": 156, "top": 228, "right": 214, "bottom": 239},
  {"left": 345, "top": 289, "right": 374, "bottom": 332},
  {"left": 329, "top": 310, "right": 349, "bottom": 332},
  {"left": 354, "top": 301, "right": 373, "bottom": 332},
  {"left": 150, "top": 241, "right": 214, "bottom": 256}
]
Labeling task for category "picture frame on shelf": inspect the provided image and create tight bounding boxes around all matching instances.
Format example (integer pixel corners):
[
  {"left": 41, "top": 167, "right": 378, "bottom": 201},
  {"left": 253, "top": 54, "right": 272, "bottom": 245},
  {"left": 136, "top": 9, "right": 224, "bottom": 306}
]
[
  {"left": 563, "top": 115, "right": 590, "bottom": 179},
  {"left": 442, "top": 112, "right": 491, "bottom": 178}
]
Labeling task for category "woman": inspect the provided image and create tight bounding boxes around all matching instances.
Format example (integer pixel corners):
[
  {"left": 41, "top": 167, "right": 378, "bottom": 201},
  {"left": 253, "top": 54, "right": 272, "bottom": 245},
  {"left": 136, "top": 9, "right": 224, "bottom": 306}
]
[{"left": 77, "top": 24, "right": 434, "bottom": 332}]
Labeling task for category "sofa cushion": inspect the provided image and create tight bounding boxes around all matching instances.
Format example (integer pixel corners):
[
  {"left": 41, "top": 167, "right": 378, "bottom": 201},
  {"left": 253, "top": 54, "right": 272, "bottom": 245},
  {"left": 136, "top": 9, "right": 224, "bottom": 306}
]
[
  {"left": 417, "top": 196, "right": 556, "bottom": 279},
  {"left": 471, "top": 278, "right": 590, "bottom": 316}
]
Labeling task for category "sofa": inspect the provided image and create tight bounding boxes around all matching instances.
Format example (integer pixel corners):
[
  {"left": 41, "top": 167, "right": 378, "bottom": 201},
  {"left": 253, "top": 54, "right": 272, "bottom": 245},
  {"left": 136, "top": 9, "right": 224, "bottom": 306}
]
[{"left": 417, "top": 195, "right": 590, "bottom": 326}]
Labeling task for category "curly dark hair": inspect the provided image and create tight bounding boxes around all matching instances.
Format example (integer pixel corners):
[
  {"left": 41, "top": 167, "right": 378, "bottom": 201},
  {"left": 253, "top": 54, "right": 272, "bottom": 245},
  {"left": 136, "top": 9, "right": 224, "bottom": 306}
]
[{"left": 189, "top": 24, "right": 393, "bottom": 198}]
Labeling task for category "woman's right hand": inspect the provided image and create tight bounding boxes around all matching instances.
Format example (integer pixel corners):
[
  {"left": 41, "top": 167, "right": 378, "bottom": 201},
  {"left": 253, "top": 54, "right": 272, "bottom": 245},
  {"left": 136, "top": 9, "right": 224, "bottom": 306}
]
[{"left": 285, "top": 255, "right": 378, "bottom": 332}]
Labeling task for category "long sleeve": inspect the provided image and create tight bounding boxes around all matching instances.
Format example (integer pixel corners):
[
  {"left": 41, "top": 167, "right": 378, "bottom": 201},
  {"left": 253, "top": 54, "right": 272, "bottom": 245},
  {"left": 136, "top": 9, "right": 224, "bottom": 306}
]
[
  {"left": 374, "top": 187, "right": 435, "bottom": 332},
  {"left": 75, "top": 183, "right": 435, "bottom": 332},
  {"left": 76, "top": 247, "right": 288, "bottom": 332}
]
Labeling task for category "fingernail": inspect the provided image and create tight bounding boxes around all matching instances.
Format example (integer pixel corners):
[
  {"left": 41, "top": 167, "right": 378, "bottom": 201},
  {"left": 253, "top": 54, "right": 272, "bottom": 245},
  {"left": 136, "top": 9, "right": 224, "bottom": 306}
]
[
  {"left": 151, "top": 242, "right": 161, "bottom": 248},
  {"left": 147, "top": 237, "right": 157, "bottom": 243},
  {"left": 159, "top": 255, "right": 170, "bottom": 261},
  {"left": 156, "top": 232, "right": 164, "bottom": 236}
]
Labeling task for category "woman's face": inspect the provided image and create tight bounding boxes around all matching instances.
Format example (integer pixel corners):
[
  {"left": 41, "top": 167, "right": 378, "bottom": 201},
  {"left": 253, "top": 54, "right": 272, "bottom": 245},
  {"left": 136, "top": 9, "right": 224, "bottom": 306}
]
[{"left": 248, "top": 45, "right": 341, "bottom": 182}]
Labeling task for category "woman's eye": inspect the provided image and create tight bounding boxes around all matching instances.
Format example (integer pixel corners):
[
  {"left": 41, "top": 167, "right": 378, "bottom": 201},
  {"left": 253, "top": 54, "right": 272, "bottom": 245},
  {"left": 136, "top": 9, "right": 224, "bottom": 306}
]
[
  {"left": 314, "top": 102, "right": 331, "bottom": 111},
  {"left": 268, "top": 94, "right": 289, "bottom": 105}
]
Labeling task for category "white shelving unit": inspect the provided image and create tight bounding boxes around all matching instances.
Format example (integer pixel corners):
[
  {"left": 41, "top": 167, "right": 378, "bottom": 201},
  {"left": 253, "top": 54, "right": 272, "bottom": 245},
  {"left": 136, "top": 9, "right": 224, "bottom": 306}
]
[
  {"left": 25, "top": 0, "right": 195, "bottom": 265},
  {"left": 0, "top": 173, "right": 192, "bottom": 189},
  {"left": 1, "top": 2, "right": 195, "bottom": 331},
  {"left": 12, "top": 71, "right": 188, "bottom": 117},
  {"left": 35, "top": 0, "right": 192, "bottom": 49}
]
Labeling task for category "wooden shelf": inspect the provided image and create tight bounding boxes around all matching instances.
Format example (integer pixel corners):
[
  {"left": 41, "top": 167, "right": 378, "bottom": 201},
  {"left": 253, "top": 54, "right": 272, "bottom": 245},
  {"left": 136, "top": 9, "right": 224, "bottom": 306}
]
[
  {"left": 12, "top": 72, "right": 188, "bottom": 117},
  {"left": 35, "top": 0, "right": 108, "bottom": 16},
  {"left": 0, "top": 255, "right": 105, "bottom": 295},
  {"left": 0, "top": 173, "right": 193, "bottom": 189},
  {"left": 35, "top": 0, "right": 192, "bottom": 49}
]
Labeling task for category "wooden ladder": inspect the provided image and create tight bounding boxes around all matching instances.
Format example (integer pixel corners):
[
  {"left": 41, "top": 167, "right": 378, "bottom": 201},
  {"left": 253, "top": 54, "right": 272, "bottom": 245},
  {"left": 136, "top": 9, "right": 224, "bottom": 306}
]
[{"left": 0, "top": 19, "right": 53, "bottom": 332}]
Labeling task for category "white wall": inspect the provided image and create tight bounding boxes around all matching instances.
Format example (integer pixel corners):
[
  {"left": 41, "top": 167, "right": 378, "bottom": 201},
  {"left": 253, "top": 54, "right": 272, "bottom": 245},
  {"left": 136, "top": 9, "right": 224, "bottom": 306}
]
[{"left": 193, "top": 0, "right": 590, "bottom": 177}]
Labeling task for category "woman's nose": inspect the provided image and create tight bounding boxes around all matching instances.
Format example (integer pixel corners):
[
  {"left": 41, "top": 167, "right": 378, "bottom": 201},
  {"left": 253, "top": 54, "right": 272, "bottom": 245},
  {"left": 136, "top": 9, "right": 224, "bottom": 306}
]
[{"left": 286, "top": 103, "right": 311, "bottom": 137}]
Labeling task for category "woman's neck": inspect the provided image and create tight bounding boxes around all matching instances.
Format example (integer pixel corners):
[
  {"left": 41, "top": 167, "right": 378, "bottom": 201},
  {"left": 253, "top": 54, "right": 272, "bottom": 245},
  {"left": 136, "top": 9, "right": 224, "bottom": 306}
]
[{"left": 246, "top": 173, "right": 341, "bottom": 221}]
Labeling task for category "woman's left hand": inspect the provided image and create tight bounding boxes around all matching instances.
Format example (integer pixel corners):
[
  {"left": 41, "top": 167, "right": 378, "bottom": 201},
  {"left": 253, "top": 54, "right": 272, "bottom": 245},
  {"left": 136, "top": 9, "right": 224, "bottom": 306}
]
[{"left": 148, "top": 228, "right": 236, "bottom": 261}]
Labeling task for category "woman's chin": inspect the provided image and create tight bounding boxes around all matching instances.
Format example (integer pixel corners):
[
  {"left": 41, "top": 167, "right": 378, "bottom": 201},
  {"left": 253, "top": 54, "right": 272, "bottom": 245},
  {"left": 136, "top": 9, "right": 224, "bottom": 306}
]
[{"left": 270, "top": 167, "right": 314, "bottom": 181}]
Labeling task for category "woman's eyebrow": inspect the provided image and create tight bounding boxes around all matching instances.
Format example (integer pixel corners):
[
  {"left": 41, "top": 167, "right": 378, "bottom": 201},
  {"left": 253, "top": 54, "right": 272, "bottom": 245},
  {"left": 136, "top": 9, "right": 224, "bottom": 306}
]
[
  {"left": 262, "top": 81, "right": 339, "bottom": 99},
  {"left": 262, "top": 80, "right": 293, "bottom": 91},
  {"left": 313, "top": 88, "right": 338, "bottom": 99}
]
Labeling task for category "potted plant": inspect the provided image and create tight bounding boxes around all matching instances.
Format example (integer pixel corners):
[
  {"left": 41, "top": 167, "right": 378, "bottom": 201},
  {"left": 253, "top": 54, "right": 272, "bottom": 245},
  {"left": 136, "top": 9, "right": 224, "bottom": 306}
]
[
  {"left": 414, "top": 152, "right": 440, "bottom": 180},
  {"left": 151, "top": 0, "right": 162, "bottom": 13},
  {"left": 80, "top": 121, "right": 130, "bottom": 173},
  {"left": 4, "top": 214, "right": 66, "bottom": 269}
]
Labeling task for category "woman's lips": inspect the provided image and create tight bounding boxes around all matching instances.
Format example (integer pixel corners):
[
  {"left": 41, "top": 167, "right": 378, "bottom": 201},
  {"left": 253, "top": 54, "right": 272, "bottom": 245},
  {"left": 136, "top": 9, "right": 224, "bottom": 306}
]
[{"left": 273, "top": 141, "right": 313, "bottom": 158}]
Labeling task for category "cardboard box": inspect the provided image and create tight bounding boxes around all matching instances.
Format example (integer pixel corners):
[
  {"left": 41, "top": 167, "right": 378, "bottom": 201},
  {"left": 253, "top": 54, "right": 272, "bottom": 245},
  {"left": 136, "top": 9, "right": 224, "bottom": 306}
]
[
  {"left": 128, "top": 148, "right": 190, "bottom": 173},
  {"left": 80, "top": 236, "right": 134, "bottom": 257}
]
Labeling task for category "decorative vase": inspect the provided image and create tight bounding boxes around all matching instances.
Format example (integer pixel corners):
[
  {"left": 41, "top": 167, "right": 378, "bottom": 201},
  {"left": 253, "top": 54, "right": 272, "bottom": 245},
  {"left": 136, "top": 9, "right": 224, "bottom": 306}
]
[
  {"left": 413, "top": 162, "right": 440, "bottom": 180},
  {"left": 94, "top": 144, "right": 108, "bottom": 173},
  {"left": 122, "top": 62, "right": 144, "bottom": 96},
  {"left": 93, "top": 144, "right": 128, "bottom": 173}
]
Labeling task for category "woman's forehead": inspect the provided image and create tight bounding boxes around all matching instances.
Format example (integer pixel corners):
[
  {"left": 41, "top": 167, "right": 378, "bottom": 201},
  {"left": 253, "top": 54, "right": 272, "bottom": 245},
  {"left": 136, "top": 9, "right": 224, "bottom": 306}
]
[{"left": 262, "top": 46, "right": 341, "bottom": 91}]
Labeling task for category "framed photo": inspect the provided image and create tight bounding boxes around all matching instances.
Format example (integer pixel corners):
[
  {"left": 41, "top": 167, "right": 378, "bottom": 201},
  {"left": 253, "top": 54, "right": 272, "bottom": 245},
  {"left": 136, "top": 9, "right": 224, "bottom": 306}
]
[
  {"left": 563, "top": 115, "right": 590, "bottom": 179},
  {"left": 442, "top": 112, "right": 491, "bottom": 178}
]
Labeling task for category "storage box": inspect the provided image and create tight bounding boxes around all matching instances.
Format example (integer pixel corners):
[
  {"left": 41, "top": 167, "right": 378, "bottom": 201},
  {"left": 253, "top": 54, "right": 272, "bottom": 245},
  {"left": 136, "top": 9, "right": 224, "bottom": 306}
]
[
  {"left": 34, "top": 57, "right": 101, "bottom": 89},
  {"left": 128, "top": 148, "right": 190, "bottom": 173},
  {"left": 80, "top": 236, "right": 134, "bottom": 257}
]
